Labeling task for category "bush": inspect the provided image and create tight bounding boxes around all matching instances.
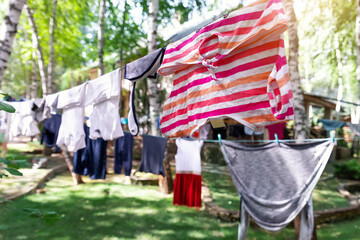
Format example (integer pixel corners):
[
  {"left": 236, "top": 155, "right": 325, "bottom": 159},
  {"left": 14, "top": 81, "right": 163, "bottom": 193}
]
[{"left": 334, "top": 160, "right": 360, "bottom": 180}]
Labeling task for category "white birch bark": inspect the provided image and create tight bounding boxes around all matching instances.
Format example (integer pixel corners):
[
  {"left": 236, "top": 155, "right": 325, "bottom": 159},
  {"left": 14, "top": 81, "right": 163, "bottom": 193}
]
[
  {"left": 25, "top": 4, "right": 48, "bottom": 96},
  {"left": 0, "top": 0, "right": 27, "bottom": 88},
  {"left": 97, "top": 0, "right": 106, "bottom": 77},
  {"left": 335, "top": 34, "right": 344, "bottom": 116},
  {"left": 356, "top": 0, "right": 360, "bottom": 123},
  {"left": 31, "top": 50, "right": 38, "bottom": 99},
  {"left": 283, "top": 0, "right": 307, "bottom": 141},
  {"left": 147, "top": 0, "right": 161, "bottom": 136},
  {"left": 48, "top": 0, "right": 57, "bottom": 94}
]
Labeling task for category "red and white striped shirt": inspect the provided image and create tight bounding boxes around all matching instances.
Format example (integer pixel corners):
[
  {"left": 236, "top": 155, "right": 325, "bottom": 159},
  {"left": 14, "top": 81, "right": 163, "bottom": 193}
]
[{"left": 158, "top": 0, "right": 294, "bottom": 138}]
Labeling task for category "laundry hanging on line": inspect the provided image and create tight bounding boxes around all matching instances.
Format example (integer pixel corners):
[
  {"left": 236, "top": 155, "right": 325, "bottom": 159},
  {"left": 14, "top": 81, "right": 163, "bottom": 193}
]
[
  {"left": 73, "top": 125, "right": 108, "bottom": 180},
  {"left": 173, "top": 138, "right": 203, "bottom": 208},
  {"left": 124, "top": 47, "right": 166, "bottom": 136},
  {"left": 220, "top": 139, "right": 334, "bottom": 240},
  {"left": 157, "top": 0, "right": 294, "bottom": 138},
  {"left": 40, "top": 114, "right": 62, "bottom": 151},
  {"left": 138, "top": 134, "right": 167, "bottom": 177},
  {"left": 39, "top": 68, "right": 125, "bottom": 152},
  {"left": 265, "top": 122, "right": 286, "bottom": 140},
  {"left": 317, "top": 119, "right": 345, "bottom": 132},
  {"left": 114, "top": 132, "right": 133, "bottom": 176},
  {"left": 7, "top": 100, "right": 40, "bottom": 140},
  {"left": 85, "top": 68, "right": 123, "bottom": 140},
  {"left": 56, "top": 82, "right": 88, "bottom": 152}
]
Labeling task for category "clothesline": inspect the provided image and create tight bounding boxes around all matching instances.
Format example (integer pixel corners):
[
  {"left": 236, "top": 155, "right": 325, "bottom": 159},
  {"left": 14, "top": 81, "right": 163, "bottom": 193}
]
[{"left": 166, "top": 136, "right": 342, "bottom": 143}]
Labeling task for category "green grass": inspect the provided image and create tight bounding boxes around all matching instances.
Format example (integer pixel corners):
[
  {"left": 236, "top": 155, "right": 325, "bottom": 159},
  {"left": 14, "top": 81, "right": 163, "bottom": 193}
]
[
  {"left": 312, "top": 177, "right": 349, "bottom": 211},
  {"left": 0, "top": 173, "right": 237, "bottom": 240},
  {"left": 1, "top": 172, "right": 360, "bottom": 240},
  {"left": 6, "top": 141, "right": 43, "bottom": 162},
  {"left": 202, "top": 171, "right": 240, "bottom": 211}
]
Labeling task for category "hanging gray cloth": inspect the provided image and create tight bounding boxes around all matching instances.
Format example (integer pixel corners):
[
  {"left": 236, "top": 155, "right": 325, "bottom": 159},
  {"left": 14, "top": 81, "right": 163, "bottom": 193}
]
[
  {"left": 125, "top": 48, "right": 166, "bottom": 136},
  {"left": 220, "top": 140, "right": 334, "bottom": 240},
  {"left": 346, "top": 122, "right": 360, "bottom": 136},
  {"left": 317, "top": 119, "right": 344, "bottom": 131}
]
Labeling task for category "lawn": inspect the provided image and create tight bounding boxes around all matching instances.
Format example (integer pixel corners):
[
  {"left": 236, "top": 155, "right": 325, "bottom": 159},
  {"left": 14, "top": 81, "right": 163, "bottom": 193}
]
[
  {"left": 1, "top": 170, "right": 360, "bottom": 240},
  {"left": 0, "top": 142, "right": 359, "bottom": 239}
]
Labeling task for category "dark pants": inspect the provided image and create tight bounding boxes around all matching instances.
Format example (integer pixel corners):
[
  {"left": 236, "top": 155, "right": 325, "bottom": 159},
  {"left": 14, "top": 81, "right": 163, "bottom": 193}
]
[
  {"left": 114, "top": 132, "right": 133, "bottom": 176},
  {"left": 73, "top": 125, "right": 108, "bottom": 179}
]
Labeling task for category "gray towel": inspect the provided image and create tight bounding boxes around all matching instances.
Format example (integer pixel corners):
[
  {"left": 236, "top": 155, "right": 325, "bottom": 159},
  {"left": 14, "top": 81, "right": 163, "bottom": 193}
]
[{"left": 220, "top": 140, "right": 334, "bottom": 240}]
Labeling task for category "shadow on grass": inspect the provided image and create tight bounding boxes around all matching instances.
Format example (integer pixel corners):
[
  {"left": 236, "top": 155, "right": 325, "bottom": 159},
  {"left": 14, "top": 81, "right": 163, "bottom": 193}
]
[
  {"left": 1, "top": 172, "right": 360, "bottom": 240},
  {"left": 0, "top": 180, "right": 238, "bottom": 240},
  {"left": 202, "top": 171, "right": 240, "bottom": 211}
]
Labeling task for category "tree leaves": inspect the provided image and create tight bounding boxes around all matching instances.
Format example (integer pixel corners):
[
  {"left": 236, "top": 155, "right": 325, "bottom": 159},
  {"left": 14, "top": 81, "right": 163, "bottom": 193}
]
[
  {"left": 0, "top": 101, "right": 15, "bottom": 113},
  {"left": 4, "top": 168, "right": 23, "bottom": 176}
]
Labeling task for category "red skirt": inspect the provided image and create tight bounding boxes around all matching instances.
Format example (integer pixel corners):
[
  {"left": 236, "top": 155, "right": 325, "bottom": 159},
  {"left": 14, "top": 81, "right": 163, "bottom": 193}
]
[{"left": 173, "top": 173, "right": 202, "bottom": 208}]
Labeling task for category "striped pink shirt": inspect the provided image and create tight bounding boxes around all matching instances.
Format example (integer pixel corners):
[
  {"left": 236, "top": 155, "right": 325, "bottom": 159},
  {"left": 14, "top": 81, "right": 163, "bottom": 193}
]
[{"left": 158, "top": 0, "right": 294, "bottom": 138}]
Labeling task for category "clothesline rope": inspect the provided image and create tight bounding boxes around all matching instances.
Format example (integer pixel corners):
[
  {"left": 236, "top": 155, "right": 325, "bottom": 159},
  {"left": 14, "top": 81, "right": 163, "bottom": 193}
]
[{"left": 167, "top": 136, "right": 343, "bottom": 143}]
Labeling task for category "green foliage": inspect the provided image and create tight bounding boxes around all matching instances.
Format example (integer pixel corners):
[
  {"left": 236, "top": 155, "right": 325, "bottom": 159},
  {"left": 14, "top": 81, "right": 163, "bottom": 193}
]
[
  {"left": 0, "top": 101, "right": 15, "bottom": 113},
  {"left": 0, "top": 158, "right": 26, "bottom": 178},
  {"left": 298, "top": 0, "right": 357, "bottom": 104},
  {"left": 334, "top": 159, "right": 360, "bottom": 180}
]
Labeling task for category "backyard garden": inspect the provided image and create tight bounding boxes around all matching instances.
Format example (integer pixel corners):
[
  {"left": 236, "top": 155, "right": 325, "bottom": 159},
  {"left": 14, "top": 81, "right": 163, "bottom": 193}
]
[{"left": 1, "top": 141, "right": 360, "bottom": 240}]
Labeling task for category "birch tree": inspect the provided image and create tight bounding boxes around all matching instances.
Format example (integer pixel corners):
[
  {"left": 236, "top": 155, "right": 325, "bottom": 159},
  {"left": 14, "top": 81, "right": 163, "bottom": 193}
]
[
  {"left": 0, "top": 0, "right": 27, "bottom": 88},
  {"left": 48, "top": 0, "right": 58, "bottom": 94},
  {"left": 147, "top": 0, "right": 161, "bottom": 136},
  {"left": 25, "top": 4, "right": 48, "bottom": 96},
  {"left": 357, "top": 0, "right": 360, "bottom": 105},
  {"left": 97, "top": 0, "right": 105, "bottom": 76},
  {"left": 283, "top": 0, "right": 307, "bottom": 141},
  {"left": 31, "top": 49, "right": 38, "bottom": 99},
  {"left": 283, "top": 1, "right": 316, "bottom": 238}
]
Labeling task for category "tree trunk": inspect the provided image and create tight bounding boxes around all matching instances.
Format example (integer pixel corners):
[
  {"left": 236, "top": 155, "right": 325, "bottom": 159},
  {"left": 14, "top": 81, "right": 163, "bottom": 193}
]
[
  {"left": 146, "top": 0, "right": 172, "bottom": 194},
  {"left": 25, "top": 4, "right": 48, "bottom": 96},
  {"left": 335, "top": 34, "right": 344, "bottom": 117},
  {"left": 47, "top": 0, "right": 58, "bottom": 94},
  {"left": 283, "top": 0, "right": 315, "bottom": 239},
  {"left": 119, "top": 0, "right": 128, "bottom": 68},
  {"left": 283, "top": 0, "right": 307, "bottom": 141},
  {"left": 31, "top": 48, "right": 38, "bottom": 99},
  {"left": 158, "top": 147, "right": 173, "bottom": 194},
  {"left": 147, "top": 0, "right": 161, "bottom": 136},
  {"left": 97, "top": 0, "right": 106, "bottom": 77},
  {"left": 356, "top": 0, "right": 360, "bottom": 123},
  {"left": 0, "top": 0, "right": 27, "bottom": 88},
  {"left": 24, "top": 28, "right": 30, "bottom": 99}
]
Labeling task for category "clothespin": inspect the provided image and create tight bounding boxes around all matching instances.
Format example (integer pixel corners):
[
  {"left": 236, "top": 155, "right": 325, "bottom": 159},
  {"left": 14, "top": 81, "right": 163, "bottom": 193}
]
[
  {"left": 217, "top": 133, "right": 222, "bottom": 145},
  {"left": 330, "top": 131, "right": 335, "bottom": 143},
  {"left": 274, "top": 133, "right": 279, "bottom": 144}
]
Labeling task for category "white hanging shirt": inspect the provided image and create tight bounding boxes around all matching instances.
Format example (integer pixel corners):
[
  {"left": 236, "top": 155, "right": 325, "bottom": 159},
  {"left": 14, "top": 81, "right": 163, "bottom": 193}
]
[
  {"left": 85, "top": 69, "right": 123, "bottom": 140},
  {"left": 175, "top": 138, "right": 203, "bottom": 175},
  {"left": 8, "top": 100, "right": 40, "bottom": 139},
  {"left": 56, "top": 83, "right": 87, "bottom": 152}
]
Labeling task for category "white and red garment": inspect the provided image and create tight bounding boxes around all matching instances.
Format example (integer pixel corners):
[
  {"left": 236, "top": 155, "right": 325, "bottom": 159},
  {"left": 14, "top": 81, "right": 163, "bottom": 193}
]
[{"left": 173, "top": 138, "right": 203, "bottom": 208}]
